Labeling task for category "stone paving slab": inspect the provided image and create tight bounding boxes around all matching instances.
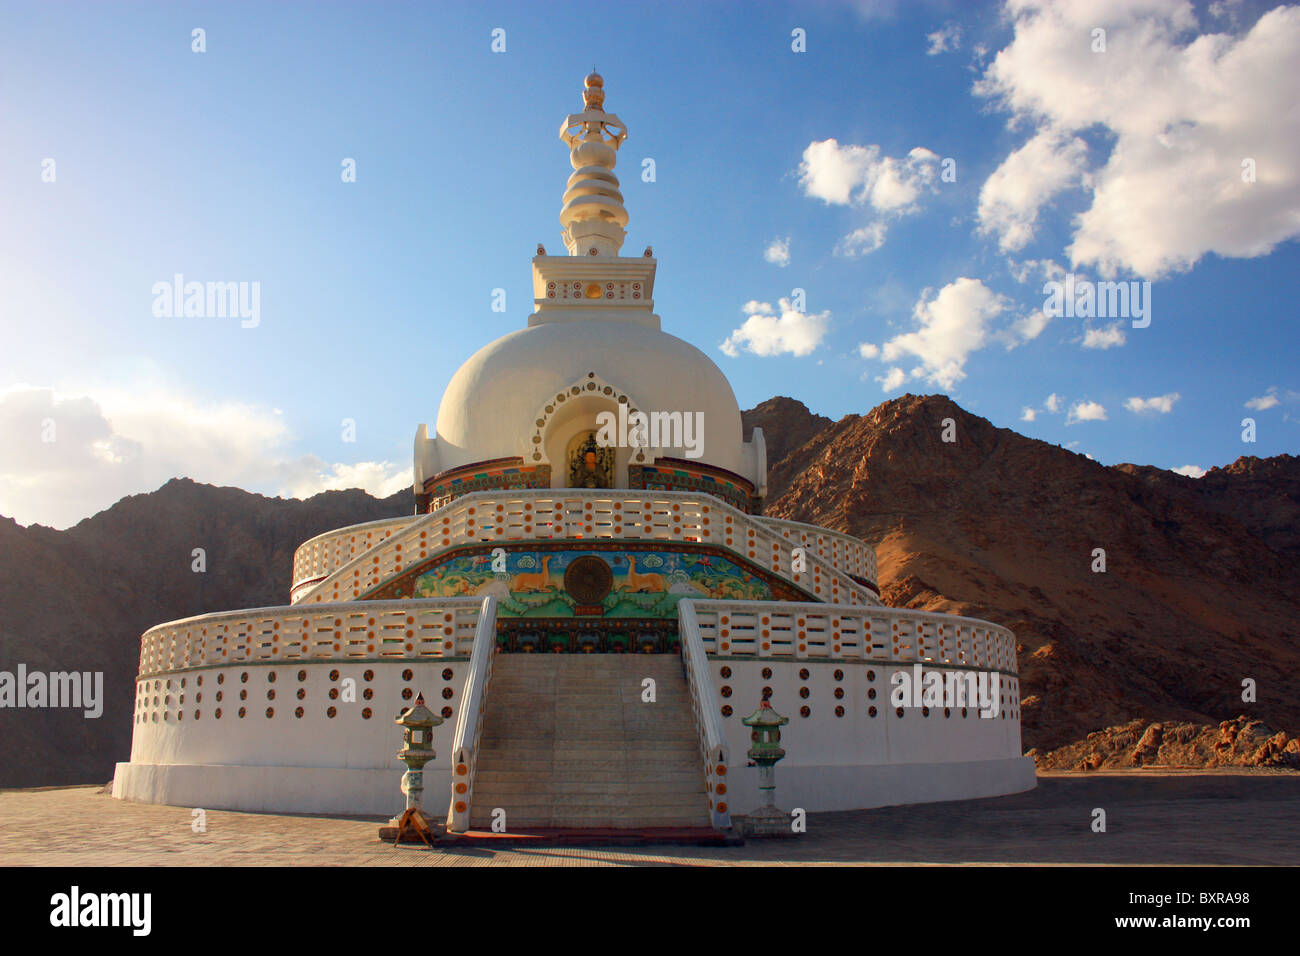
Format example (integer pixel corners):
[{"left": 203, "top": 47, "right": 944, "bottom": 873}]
[{"left": 1, "top": 770, "right": 1297, "bottom": 866}]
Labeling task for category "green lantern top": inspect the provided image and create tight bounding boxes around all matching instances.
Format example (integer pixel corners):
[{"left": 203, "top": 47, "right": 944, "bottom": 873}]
[
  {"left": 742, "top": 699, "right": 789, "bottom": 764},
  {"left": 742, "top": 699, "right": 789, "bottom": 730},
  {"left": 396, "top": 693, "right": 442, "bottom": 764}
]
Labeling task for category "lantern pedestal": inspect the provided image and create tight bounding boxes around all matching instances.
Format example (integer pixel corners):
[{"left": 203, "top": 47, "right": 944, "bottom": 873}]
[
  {"left": 740, "top": 699, "right": 797, "bottom": 839},
  {"left": 379, "top": 807, "right": 443, "bottom": 846},
  {"left": 379, "top": 693, "right": 445, "bottom": 846},
  {"left": 739, "top": 807, "right": 794, "bottom": 838}
]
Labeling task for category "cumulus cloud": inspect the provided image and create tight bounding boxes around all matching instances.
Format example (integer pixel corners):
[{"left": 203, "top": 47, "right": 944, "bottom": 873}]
[
  {"left": 1125, "top": 393, "right": 1182, "bottom": 414},
  {"left": 867, "top": 278, "right": 1010, "bottom": 389},
  {"left": 1021, "top": 406, "right": 1037, "bottom": 422},
  {"left": 720, "top": 299, "right": 830, "bottom": 358},
  {"left": 878, "top": 367, "right": 907, "bottom": 392},
  {"left": 1082, "top": 322, "right": 1127, "bottom": 350},
  {"left": 1245, "top": 388, "right": 1280, "bottom": 410},
  {"left": 0, "top": 385, "right": 410, "bottom": 529},
  {"left": 1003, "top": 309, "right": 1051, "bottom": 347},
  {"left": 975, "top": 2, "right": 1300, "bottom": 279},
  {"left": 1044, "top": 392, "right": 1064, "bottom": 413},
  {"left": 977, "top": 129, "right": 1088, "bottom": 253},
  {"left": 837, "top": 222, "right": 888, "bottom": 257},
  {"left": 279, "top": 458, "right": 413, "bottom": 500},
  {"left": 1007, "top": 257, "right": 1066, "bottom": 284},
  {"left": 798, "top": 140, "right": 941, "bottom": 254},
  {"left": 926, "top": 22, "right": 963, "bottom": 55},
  {"left": 1173, "top": 464, "right": 1207, "bottom": 478},
  {"left": 1066, "top": 399, "right": 1108, "bottom": 424},
  {"left": 857, "top": 342, "right": 881, "bottom": 359},
  {"left": 764, "top": 237, "right": 791, "bottom": 267}
]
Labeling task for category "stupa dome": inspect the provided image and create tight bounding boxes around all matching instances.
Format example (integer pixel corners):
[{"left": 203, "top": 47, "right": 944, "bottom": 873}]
[{"left": 432, "top": 318, "right": 747, "bottom": 477}]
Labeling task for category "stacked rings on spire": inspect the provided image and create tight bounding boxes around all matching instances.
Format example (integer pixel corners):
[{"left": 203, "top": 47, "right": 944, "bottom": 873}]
[{"left": 559, "top": 71, "right": 629, "bottom": 256}]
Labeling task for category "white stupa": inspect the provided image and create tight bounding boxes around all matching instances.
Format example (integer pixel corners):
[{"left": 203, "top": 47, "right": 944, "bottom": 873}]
[{"left": 114, "top": 74, "right": 1034, "bottom": 832}]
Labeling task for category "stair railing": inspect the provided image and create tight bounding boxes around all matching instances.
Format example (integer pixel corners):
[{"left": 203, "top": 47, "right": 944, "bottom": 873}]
[
  {"left": 446, "top": 595, "right": 498, "bottom": 833},
  {"left": 677, "top": 599, "right": 732, "bottom": 831}
]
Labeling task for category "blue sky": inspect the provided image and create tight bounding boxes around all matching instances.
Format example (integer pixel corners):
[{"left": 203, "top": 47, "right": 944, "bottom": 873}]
[{"left": 2, "top": 0, "right": 1297, "bottom": 527}]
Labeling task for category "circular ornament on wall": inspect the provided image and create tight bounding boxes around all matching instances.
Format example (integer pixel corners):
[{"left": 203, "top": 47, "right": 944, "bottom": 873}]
[{"left": 564, "top": 555, "right": 614, "bottom": 605}]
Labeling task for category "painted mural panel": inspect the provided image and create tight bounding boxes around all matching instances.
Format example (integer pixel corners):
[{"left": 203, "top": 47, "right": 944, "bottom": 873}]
[{"left": 412, "top": 549, "right": 772, "bottom": 618}]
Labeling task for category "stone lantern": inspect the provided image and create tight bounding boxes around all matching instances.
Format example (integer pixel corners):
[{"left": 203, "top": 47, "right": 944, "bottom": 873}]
[
  {"left": 740, "top": 699, "right": 794, "bottom": 837},
  {"left": 380, "top": 692, "right": 444, "bottom": 846}
]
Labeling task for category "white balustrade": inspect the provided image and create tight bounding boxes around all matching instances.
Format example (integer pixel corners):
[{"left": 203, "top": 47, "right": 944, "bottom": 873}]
[
  {"left": 757, "top": 516, "right": 878, "bottom": 586},
  {"left": 291, "top": 516, "right": 418, "bottom": 599},
  {"left": 294, "top": 489, "right": 882, "bottom": 609},
  {"left": 690, "top": 600, "right": 1018, "bottom": 673},
  {"left": 136, "top": 598, "right": 486, "bottom": 679}
]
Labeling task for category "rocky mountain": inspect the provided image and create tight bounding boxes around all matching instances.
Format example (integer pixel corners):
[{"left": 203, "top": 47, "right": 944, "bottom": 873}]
[
  {"left": 0, "top": 480, "right": 412, "bottom": 787},
  {"left": 1, "top": 394, "right": 1297, "bottom": 786},
  {"left": 745, "top": 394, "right": 1300, "bottom": 767}
]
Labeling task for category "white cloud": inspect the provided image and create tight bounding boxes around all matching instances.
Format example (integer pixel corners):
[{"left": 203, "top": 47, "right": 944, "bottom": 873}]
[
  {"left": 799, "top": 140, "right": 876, "bottom": 206},
  {"left": 878, "top": 367, "right": 907, "bottom": 392},
  {"left": 1021, "top": 406, "right": 1037, "bottom": 422},
  {"left": 836, "top": 222, "right": 888, "bottom": 257},
  {"left": 1082, "top": 322, "right": 1127, "bottom": 350},
  {"left": 975, "top": 3, "right": 1300, "bottom": 279},
  {"left": 764, "top": 236, "right": 791, "bottom": 267},
  {"left": 1044, "top": 392, "right": 1064, "bottom": 414},
  {"left": 857, "top": 342, "right": 881, "bottom": 359},
  {"left": 1173, "top": 464, "right": 1207, "bottom": 478},
  {"left": 977, "top": 128, "right": 1088, "bottom": 252},
  {"left": 1005, "top": 309, "right": 1050, "bottom": 347},
  {"left": 720, "top": 298, "right": 830, "bottom": 358},
  {"left": 1125, "top": 392, "right": 1181, "bottom": 414},
  {"left": 926, "top": 23, "right": 963, "bottom": 56},
  {"left": 280, "top": 459, "right": 413, "bottom": 500},
  {"left": 1066, "top": 399, "right": 1107, "bottom": 424},
  {"left": 1007, "top": 257, "right": 1066, "bottom": 284},
  {"left": 799, "top": 140, "right": 940, "bottom": 211},
  {"left": 1245, "top": 388, "right": 1280, "bottom": 410},
  {"left": 798, "top": 140, "right": 941, "bottom": 255},
  {"left": 874, "top": 278, "right": 1010, "bottom": 389},
  {"left": 0, "top": 385, "right": 410, "bottom": 529}
]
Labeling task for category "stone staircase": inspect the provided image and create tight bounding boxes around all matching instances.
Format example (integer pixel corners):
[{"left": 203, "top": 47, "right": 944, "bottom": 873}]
[{"left": 469, "top": 654, "right": 712, "bottom": 830}]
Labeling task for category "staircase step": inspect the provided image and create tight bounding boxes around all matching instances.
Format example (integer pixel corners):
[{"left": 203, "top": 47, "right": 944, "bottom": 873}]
[{"left": 467, "top": 655, "right": 711, "bottom": 830}]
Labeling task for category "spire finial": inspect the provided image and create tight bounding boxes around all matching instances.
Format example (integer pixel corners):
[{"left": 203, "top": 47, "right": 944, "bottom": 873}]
[
  {"left": 583, "top": 69, "right": 605, "bottom": 111},
  {"left": 558, "top": 73, "right": 629, "bottom": 257}
]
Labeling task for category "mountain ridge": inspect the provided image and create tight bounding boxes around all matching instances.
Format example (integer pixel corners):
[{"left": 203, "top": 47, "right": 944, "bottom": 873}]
[{"left": 1, "top": 395, "right": 1296, "bottom": 785}]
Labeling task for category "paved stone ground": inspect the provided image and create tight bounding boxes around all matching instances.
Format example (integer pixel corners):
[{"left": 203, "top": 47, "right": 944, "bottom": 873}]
[{"left": 1, "top": 770, "right": 1297, "bottom": 866}]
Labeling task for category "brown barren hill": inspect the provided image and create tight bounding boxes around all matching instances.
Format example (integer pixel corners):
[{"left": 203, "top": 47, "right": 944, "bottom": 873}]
[
  {"left": 756, "top": 394, "right": 1300, "bottom": 763},
  {"left": 0, "top": 479, "right": 412, "bottom": 787}
]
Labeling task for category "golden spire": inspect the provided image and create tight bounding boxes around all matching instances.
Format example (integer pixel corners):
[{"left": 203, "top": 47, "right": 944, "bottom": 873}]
[{"left": 583, "top": 69, "right": 605, "bottom": 112}]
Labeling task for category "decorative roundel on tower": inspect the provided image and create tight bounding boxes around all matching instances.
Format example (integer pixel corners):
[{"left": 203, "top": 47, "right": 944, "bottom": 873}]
[{"left": 564, "top": 555, "right": 614, "bottom": 605}]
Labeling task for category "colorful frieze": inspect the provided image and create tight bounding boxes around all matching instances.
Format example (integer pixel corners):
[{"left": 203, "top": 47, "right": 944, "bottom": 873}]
[
  {"left": 627, "top": 460, "right": 754, "bottom": 513},
  {"left": 422, "top": 458, "right": 551, "bottom": 512},
  {"left": 411, "top": 547, "right": 777, "bottom": 619}
]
